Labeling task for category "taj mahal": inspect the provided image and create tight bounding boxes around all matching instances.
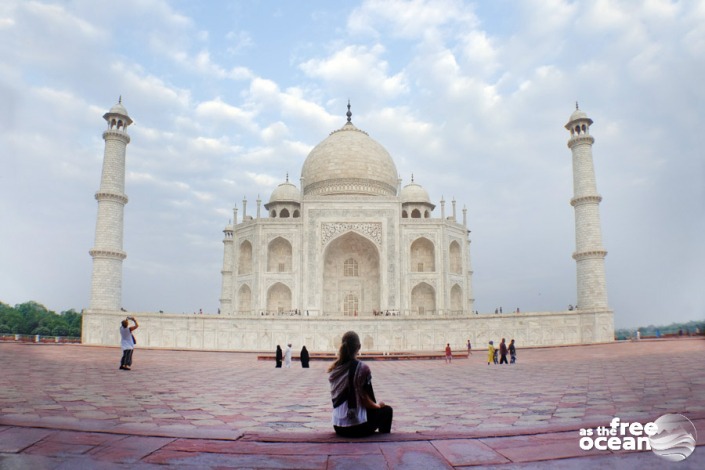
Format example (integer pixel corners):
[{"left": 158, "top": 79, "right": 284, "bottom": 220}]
[{"left": 82, "top": 100, "right": 614, "bottom": 352}]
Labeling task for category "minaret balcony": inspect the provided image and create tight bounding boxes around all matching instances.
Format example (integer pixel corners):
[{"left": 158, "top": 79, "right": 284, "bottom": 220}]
[
  {"left": 89, "top": 248, "right": 127, "bottom": 260},
  {"left": 95, "top": 191, "right": 128, "bottom": 204},
  {"left": 570, "top": 195, "right": 602, "bottom": 207},
  {"left": 572, "top": 250, "right": 607, "bottom": 261}
]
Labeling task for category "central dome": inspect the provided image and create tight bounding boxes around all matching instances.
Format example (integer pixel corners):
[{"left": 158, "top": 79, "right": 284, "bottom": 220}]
[{"left": 301, "top": 121, "right": 398, "bottom": 197}]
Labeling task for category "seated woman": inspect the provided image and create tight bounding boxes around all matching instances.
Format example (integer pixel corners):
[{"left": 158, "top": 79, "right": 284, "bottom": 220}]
[{"left": 328, "top": 331, "right": 393, "bottom": 437}]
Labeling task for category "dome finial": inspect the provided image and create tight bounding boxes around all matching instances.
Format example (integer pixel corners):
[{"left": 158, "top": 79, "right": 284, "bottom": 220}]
[
  {"left": 411, "top": 173, "right": 414, "bottom": 183},
  {"left": 346, "top": 100, "right": 352, "bottom": 123},
  {"left": 575, "top": 101, "right": 579, "bottom": 110},
  {"left": 119, "top": 95, "right": 122, "bottom": 104},
  {"left": 286, "top": 172, "right": 289, "bottom": 183}
]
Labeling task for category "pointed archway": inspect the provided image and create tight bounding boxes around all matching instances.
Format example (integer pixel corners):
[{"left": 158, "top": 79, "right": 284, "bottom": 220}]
[{"left": 323, "top": 231, "right": 380, "bottom": 316}]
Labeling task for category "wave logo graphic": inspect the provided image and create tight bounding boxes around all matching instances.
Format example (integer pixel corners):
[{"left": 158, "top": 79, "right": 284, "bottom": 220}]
[{"left": 649, "top": 414, "right": 697, "bottom": 462}]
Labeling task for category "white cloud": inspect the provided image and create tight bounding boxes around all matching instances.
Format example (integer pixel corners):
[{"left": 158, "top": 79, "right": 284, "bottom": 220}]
[
  {"left": 245, "top": 171, "right": 278, "bottom": 188},
  {"left": 459, "top": 30, "right": 499, "bottom": 74},
  {"left": 300, "top": 44, "right": 408, "bottom": 98},
  {"left": 111, "top": 61, "right": 191, "bottom": 109},
  {"left": 348, "top": 0, "right": 477, "bottom": 40},
  {"left": 521, "top": 0, "right": 576, "bottom": 36},
  {"left": 191, "top": 136, "right": 236, "bottom": 155},
  {"left": 195, "top": 98, "right": 258, "bottom": 132},
  {"left": 23, "top": 1, "right": 104, "bottom": 40},
  {"left": 225, "top": 30, "right": 254, "bottom": 55},
  {"left": 261, "top": 121, "right": 290, "bottom": 142}
]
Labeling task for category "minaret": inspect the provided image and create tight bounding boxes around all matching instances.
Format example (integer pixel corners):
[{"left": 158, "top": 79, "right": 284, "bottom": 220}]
[
  {"left": 566, "top": 104, "right": 609, "bottom": 311},
  {"left": 220, "top": 219, "right": 234, "bottom": 315},
  {"left": 89, "top": 98, "right": 132, "bottom": 310}
]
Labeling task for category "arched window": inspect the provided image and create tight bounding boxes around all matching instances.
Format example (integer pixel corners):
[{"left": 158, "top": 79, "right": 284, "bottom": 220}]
[
  {"left": 411, "top": 282, "right": 435, "bottom": 315},
  {"left": 450, "top": 284, "right": 462, "bottom": 312},
  {"left": 238, "top": 284, "right": 251, "bottom": 314},
  {"left": 449, "top": 241, "right": 462, "bottom": 274},
  {"left": 280, "top": 208, "right": 290, "bottom": 218},
  {"left": 344, "top": 258, "right": 359, "bottom": 277},
  {"left": 270, "top": 210, "right": 277, "bottom": 218},
  {"left": 117, "top": 120, "right": 123, "bottom": 129},
  {"left": 424, "top": 210, "right": 430, "bottom": 218},
  {"left": 238, "top": 241, "right": 252, "bottom": 274},
  {"left": 266, "top": 282, "right": 291, "bottom": 314},
  {"left": 267, "top": 237, "right": 292, "bottom": 272},
  {"left": 293, "top": 209, "right": 300, "bottom": 218},
  {"left": 410, "top": 237, "right": 435, "bottom": 272},
  {"left": 402, "top": 210, "right": 408, "bottom": 218},
  {"left": 411, "top": 209, "right": 421, "bottom": 218}
]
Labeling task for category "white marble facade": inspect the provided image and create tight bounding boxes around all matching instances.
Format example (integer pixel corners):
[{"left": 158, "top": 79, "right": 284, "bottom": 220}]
[
  {"left": 82, "top": 309, "right": 614, "bottom": 352},
  {"left": 83, "top": 103, "right": 614, "bottom": 351},
  {"left": 218, "top": 111, "right": 474, "bottom": 320}
]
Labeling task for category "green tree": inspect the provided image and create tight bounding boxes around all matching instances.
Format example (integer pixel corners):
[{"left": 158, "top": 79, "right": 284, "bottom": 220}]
[
  {"left": 32, "top": 326, "right": 51, "bottom": 336},
  {"left": 51, "top": 325, "right": 69, "bottom": 336},
  {"left": 0, "top": 301, "right": 82, "bottom": 337},
  {"left": 16, "top": 301, "right": 47, "bottom": 334}
]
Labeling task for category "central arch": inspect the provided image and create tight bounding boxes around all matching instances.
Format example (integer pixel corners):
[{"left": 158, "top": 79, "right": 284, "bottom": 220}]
[{"left": 323, "top": 231, "right": 380, "bottom": 316}]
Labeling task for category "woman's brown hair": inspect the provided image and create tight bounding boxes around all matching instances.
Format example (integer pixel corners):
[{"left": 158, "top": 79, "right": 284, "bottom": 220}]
[{"left": 328, "top": 331, "right": 361, "bottom": 372}]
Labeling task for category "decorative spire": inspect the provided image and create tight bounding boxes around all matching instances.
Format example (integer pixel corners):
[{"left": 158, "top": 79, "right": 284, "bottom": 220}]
[
  {"left": 575, "top": 101, "right": 579, "bottom": 110},
  {"left": 119, "top": 95, "right": 122, "bottom": 104},
  {"left": 346, "top": 100, "right": 352, "bottom": 123},
  {"left": 411, "top": 173, "right": 414, "bottom": 183},
  {"left": 286, "top": 172, "right": 289, "bottom": 183}
]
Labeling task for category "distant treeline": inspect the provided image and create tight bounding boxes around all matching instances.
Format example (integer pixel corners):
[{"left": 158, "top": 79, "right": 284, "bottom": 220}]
[
  {"left": 0, "top": 301, "right": 81, "bottom": 337},
  {"left": 615, "top": 320, "right": 704, "bottom": 340}
]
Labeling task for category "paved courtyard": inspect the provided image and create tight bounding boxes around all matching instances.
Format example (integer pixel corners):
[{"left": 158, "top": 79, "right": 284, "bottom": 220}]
[{"left": 1, "top": 338, "right": 704, "bottom": 468}]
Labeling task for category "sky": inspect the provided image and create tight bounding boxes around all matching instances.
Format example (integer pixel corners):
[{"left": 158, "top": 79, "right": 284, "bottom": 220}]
[{"left": 0, "top": 0, "right": 703, "bottom": 329}]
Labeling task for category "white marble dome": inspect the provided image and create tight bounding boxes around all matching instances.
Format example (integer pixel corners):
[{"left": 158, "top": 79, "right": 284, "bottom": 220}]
[
  {"left": 109, "top": 102, "right": 129, "bottom": 116},
  {"left": 400, "top": 181, "right": 431, "bottom": 204},
  {"left": 569, "top": 108, "right": 589, "bottom": 122},
  {"left": 268, "top": 181, "right": 300, "bottom": 204},
  {"left": 301, "top": 122, "right": 398, "bottom": 197}
]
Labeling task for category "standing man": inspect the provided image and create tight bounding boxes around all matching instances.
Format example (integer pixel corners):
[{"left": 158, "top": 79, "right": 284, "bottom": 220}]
[
  {"left": 119, "top": 316, "right": 139, "bottom": 370},
  {"left": 509, "top": 339, "right": 517, "bottom": 364},
  {"left": 499, "top": 338, "right": 508, "bottom": 365},
  {"left": 466, "top": 339, "right": 472, "bottom": 356},
  {"left": 284, "top": 343, "right": 293, "bottom": 368},
  {"left": 444, "top": 343, "right": 452, "bottom": 364}
]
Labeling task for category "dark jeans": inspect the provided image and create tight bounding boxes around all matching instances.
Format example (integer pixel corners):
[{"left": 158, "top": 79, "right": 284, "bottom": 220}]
[
  {"left": 500, "top": 354, "right": 508, "bottom": 364},
  {"left": 120, "top": 349, "right": 134, "bottom": 368},
  {"left": 334, "top": 405, "right": 393, "bottom": 437}
]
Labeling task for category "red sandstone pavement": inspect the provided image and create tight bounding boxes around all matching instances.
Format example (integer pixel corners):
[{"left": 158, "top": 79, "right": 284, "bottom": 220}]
[{"left": 1, "top": 338, "right": 704, "bottom": 468}]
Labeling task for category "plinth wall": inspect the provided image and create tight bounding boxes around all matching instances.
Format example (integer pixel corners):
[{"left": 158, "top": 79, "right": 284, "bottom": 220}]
[{"left": 82, "top": 309, "right": 613, "bottom": 352}]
